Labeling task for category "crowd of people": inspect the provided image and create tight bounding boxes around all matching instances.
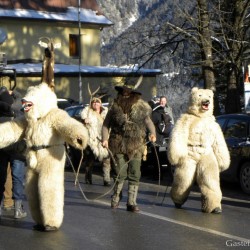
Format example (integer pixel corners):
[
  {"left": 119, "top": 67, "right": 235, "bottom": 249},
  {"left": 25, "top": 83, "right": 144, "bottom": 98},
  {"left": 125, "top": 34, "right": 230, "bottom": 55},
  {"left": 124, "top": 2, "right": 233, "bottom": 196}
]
[{"left": 0, "top": 82, "right": 174, "bottom": 218}]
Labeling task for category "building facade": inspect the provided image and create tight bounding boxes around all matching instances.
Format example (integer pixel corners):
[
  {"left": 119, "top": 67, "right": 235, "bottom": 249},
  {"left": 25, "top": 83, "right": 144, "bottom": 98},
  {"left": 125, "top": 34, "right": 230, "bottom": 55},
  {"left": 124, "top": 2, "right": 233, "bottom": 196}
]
[{"left": 0, "top": 0, "right": 161, "bottom": 103}]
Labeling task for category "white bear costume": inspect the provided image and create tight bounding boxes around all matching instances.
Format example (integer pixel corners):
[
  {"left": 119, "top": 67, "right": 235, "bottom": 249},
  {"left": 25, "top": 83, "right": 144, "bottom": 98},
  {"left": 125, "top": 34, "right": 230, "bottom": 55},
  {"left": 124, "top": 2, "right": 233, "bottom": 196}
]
[
  {"left": 167, "top": 87, "right": 230, "bottom": 213},
  {"left": 0, "top": 83, "right": 88, "bottom": 231}
]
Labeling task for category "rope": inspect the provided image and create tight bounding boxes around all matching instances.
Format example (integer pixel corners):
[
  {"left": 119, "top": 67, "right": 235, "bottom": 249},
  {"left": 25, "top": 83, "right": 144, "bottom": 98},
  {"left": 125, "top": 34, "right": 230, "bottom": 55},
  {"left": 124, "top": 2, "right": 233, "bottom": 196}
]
[{"left": 66, "top": 139, "right": 168, "bottom": 204}]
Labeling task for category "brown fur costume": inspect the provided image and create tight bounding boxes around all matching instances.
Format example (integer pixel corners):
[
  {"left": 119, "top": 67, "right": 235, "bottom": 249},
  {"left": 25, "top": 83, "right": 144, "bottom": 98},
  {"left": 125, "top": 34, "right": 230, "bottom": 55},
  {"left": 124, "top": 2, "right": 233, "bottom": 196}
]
[{"left": 108, "top": 93, "right": 152, "bottom": 159}]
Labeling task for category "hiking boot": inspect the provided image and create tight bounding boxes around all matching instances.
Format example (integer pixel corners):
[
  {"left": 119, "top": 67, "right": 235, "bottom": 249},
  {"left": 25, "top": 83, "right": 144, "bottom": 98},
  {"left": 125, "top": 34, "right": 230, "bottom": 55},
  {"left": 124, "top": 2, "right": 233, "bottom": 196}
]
[
  {"left": 14, "top": 200, "right": 27, "bottom": 219},
  {"left": 3, "top": 205, "right": 15, "bottom": 211},
  {"left": 126, "top": 204, "right": 140, "bottom": 212}
]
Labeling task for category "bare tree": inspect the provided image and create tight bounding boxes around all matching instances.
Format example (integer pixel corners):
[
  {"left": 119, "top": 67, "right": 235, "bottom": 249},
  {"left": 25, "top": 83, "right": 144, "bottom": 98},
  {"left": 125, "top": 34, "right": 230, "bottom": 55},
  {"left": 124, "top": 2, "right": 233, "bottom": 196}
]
[
  {"left": 101, "top": 0, "right": 250, "bottom": 115},
  {"left": 213, "top": 0, "right": 250, "bottom": 113},
  {"left": 197, "top": 0, "right": 215, "bottom": 91}
]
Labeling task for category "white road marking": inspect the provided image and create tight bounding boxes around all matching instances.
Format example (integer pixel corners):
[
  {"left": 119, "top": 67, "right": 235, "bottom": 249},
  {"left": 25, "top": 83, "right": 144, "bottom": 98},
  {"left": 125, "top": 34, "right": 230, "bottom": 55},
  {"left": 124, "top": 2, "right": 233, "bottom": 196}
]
[
  {"left": 95, "top": 200, "right": 250, "bottom": 242},
  {"left": 140, "top": 211, "right": 250, "bottom": 242}
]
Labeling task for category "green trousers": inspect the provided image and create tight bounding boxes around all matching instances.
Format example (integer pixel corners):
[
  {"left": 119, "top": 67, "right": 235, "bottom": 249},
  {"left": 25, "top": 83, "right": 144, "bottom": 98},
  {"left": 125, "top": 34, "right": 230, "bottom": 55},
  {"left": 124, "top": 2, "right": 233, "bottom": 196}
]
[{"left": 113, "top": 153, "right": 142, "bottom": 185}]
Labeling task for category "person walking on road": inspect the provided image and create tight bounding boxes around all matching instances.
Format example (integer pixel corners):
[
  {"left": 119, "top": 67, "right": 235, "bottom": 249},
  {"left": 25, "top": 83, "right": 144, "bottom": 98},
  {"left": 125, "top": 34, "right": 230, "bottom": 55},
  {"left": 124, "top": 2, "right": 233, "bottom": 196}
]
[
  {"left": 81, "top": 97, "right": 111, "bottom": 186},
  {"left": 102, "top": 79, "right": 156, "bottom": 212}
]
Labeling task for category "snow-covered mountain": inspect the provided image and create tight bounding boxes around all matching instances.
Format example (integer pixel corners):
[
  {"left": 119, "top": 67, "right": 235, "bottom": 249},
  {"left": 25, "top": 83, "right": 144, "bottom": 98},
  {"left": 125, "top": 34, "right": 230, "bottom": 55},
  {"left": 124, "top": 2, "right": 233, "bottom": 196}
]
[{"left": 97, "top": 0, "right": 198, "bottom": 119}]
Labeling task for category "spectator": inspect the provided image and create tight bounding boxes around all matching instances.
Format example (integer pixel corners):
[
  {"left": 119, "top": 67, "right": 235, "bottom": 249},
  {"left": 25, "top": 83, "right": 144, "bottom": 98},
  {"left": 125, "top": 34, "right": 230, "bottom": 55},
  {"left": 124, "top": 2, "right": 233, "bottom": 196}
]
[
  {"left": 102, "top": 83, "right": 156, "bottom": 212},
  {"left": 3, "top": 164, "right": 14, "bottom": 211},
  {"left": 149, "top": 101, "right": 173, "bottom": 180},
  {"left": 81, "top": 97, "right": 111, "bottom": 186},
  {"left": 0, "top": 86, "right": 14, "bottom": 218},
  {"left": 148, "top": 96, "right": 160, "bottom": 109},
  {"left": 159, "top": 96, "right": 174, "bottom": 125},
  {"left": 0, "top": 87, "right": 27, "bottom": 219}
]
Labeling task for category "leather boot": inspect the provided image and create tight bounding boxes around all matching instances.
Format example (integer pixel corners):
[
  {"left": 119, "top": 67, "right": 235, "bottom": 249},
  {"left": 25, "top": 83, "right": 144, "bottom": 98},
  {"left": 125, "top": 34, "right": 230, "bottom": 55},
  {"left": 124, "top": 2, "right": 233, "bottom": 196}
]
[
  {"left": 14, "top": 200, "right": 27, "bottom": 219},
  {"left": 127, "top": 185, "right": 140, "bottom": 212},
  {"left": 111, "top": 182, "right": 124, "bottom": 209}
]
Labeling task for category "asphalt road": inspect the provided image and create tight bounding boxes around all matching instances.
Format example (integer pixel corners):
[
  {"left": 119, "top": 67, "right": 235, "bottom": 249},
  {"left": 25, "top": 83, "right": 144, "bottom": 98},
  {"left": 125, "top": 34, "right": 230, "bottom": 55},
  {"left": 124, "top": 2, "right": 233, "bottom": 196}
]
[{"left": 0, "top": 169, "right": 249, "bottom": 250}]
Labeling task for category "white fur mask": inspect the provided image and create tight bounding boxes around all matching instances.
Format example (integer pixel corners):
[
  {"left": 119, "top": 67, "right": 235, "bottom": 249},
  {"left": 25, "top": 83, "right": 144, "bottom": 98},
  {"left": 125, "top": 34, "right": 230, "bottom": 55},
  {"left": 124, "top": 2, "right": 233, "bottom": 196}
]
[
  {"left": 22, "top": 83, "right": 58, "bottom": 121},
  {"left": 188, "top": 87, "right": 214, "bottom": 117}
]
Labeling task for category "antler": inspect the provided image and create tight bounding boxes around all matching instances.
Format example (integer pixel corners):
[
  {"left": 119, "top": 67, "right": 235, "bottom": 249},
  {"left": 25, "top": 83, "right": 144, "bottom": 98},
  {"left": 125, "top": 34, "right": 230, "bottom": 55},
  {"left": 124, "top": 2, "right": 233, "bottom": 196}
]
[
  {"left": 134, "top": 75, "right": 143, "bottom": 90},
  {"left": 87, "top": 83, "right": 101, "bottom": 105}
]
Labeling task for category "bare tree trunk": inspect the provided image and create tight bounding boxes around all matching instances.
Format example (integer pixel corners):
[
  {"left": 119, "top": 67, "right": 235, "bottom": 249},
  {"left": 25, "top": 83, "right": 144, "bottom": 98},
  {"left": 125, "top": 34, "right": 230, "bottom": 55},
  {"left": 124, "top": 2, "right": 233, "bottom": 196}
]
[
  {"left": 225, "top": 68, "right": 241, "bottom": 113},
  {"left": 197, "top": 0, "right": 221, "bottom": 115},
  {"left": 197, "top": 0, "right": 216, "bottom": 91},
  {"left": 224, "top": 0, "right": 247, "bottom": 114}
]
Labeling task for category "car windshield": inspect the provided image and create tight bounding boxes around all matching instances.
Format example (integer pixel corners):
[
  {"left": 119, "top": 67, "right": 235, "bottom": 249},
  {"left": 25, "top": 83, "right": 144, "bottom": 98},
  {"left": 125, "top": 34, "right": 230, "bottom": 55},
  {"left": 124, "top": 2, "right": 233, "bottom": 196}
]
[{"left": 224, "top": 119, "right": 248, "bottom": 139}]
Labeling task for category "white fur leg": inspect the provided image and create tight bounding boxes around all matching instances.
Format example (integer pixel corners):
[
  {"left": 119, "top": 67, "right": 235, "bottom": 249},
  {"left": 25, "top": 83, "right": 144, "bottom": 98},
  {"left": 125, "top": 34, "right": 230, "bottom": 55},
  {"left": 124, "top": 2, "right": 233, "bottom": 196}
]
[
  {"left": 38, "top": 164, "right": 64, "bottom": 228},
  {"left": 171, "top": 158, "right": 197, "bottom": 205},
  {"left": 197, "top": 155, "right": 222, "bottom": 213},
  {"left": 25, "top": 169, "right": 43, "bottom": 225}
]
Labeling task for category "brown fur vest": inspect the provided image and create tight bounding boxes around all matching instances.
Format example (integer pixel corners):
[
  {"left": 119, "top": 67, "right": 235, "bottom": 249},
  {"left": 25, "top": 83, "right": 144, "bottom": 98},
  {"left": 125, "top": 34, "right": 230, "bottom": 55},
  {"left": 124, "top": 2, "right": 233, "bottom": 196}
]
[{"left": 108, "top": 99, "right": 152, "bottom": 158}]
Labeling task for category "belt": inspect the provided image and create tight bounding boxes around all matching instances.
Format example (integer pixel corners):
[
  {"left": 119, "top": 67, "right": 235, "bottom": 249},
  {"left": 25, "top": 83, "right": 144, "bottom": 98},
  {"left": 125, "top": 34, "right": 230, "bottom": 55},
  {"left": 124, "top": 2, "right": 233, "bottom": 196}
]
[{"left": 29, "top": 144, "right": 63, "bottom": 151}]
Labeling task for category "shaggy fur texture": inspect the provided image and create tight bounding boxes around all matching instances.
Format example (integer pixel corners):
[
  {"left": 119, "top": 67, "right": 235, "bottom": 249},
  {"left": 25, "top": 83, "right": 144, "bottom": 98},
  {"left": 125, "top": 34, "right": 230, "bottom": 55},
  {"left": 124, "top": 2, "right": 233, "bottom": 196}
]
[
  {"left": 0, "top": 83, "right": 88, "bottom": 229},
  {"left": 81, "top": 106, "right": 109, "bottom": 161},
  {"left": 108, "top": 98, "right": 152, "bottom": 158},
  {"left": 167, "top": 87, "right": 230, "bottom": 213}
]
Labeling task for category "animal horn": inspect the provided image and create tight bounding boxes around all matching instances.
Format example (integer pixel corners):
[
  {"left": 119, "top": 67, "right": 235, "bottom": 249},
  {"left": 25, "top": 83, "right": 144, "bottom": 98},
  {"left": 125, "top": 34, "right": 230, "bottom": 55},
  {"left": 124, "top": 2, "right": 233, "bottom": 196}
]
[{"left": 134, "top": 75, "right": 143, "bottom": 90}]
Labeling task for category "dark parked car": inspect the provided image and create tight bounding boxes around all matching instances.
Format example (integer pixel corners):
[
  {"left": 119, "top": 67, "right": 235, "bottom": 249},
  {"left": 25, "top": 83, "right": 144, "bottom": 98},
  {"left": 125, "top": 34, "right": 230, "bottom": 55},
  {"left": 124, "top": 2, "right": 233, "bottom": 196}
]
[
  {"left": 65, "top": 104, "right": 85, "bottom": 121},
  {"left": 64, "top": 104, "right": 85, "bottom": 169},
  {"left": 57, "top": 98, "right": 78, "bottom": 110},
  {"left": 216, "top": 113, "right": 250, "bottom": 194},
  {"left": 65, "top": 102, "right": 109, "bottom": 121}
]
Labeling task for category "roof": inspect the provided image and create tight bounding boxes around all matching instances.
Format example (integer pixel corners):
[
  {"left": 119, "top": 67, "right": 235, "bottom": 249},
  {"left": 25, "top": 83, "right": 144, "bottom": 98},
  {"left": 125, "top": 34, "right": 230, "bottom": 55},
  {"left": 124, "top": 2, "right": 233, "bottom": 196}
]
[
  {"left": 0, "top": 0, "right": 102, "bottom": 13},
  {"left": 0, "top": 0, "right": 112, "bottom": 26},
  {"left": 1, "top": 63, "right": 161, "bottom": 77}
]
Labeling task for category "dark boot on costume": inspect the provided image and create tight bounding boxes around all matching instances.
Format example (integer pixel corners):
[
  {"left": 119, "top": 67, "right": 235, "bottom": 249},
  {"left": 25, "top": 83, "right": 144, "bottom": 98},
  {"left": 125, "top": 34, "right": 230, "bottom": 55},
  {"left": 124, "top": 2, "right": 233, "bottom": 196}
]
[
  {"left": 111, "top": 182, "right": 124, "bottom": 209},
  {"left": 14, "top": 200, "right": 27, "bottom": 219},
  {"left": 127, "top": 185, "right": 140, "bottom": 212},
  {"left": 33, "top": 224, "right": 45, "bottom": 231},
  {"left": 85, "top": 167, "right": 92, "bottom": 184}
]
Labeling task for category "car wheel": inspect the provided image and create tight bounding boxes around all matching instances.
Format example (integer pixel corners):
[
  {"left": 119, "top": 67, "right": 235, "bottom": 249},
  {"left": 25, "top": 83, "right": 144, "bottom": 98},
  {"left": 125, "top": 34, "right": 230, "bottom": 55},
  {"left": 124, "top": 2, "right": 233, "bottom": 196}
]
[{"left": 240, "top": 162, "right": 250, "bottom": 194}]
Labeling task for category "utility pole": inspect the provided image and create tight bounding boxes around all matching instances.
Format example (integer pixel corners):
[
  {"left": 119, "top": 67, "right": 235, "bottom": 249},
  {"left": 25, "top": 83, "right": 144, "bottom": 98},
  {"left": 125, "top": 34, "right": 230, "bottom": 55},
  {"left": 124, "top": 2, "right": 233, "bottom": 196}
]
[{"left": 78, "top": 0, "right": 82, "bottom": 104}]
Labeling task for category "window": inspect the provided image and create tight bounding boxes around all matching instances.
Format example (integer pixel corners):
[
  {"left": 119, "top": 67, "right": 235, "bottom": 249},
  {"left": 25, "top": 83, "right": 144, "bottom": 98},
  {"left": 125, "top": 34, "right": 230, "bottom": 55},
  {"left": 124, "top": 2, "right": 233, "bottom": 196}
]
[
  {"left": 69, "top": 34, "right": 80, "bottom": 57},
  {"left": 224, "top": 119, "right": 248, "bottom": 139},
  {"left": 216, "top": 118, "right": 227, "bottom": 129}
]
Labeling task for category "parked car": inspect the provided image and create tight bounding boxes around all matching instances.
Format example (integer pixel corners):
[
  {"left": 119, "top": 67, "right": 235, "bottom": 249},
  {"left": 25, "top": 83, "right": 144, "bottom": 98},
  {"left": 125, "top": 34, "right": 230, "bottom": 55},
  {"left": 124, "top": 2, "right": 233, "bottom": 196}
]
[
  {"left": 65, "top": 102, "right": 109, "bottom": 121},
  {"left": 64, "top": 104, "right": 85, "bottom": 169},
  {"left": 57, "top": 98, "right": 78, "bottom": 110},
  {"left": 65, "top": 104, "right": 85, "bottom": 121},
  {"left": 216, "top": 113, "right": 250, "bottom": 194}
]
